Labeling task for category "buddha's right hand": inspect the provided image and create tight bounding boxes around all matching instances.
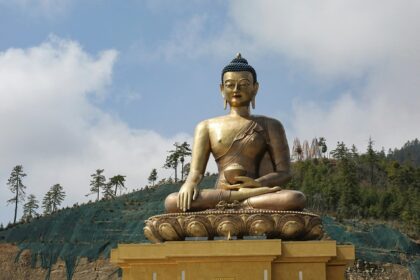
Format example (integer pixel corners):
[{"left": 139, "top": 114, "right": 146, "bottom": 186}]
[{"left": 177, "top": 183, "right": 199, "bottom": 212}]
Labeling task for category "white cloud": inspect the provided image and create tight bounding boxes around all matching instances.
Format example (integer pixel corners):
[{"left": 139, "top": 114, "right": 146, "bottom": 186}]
[
  {"left": 0, "top": 37, "right": 192, "bottom": 224},
  {"left": 230, "top": 0, "right": 419, "bottom": 77},
  {"left": 229, "top": 0, "right": 420, "bottom": 150},
  {"left": 139, "top": 15, "right": 259, "bottom": 62}
]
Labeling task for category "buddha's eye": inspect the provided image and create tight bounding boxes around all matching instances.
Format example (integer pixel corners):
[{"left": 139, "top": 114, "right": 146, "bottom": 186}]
[{"left": 225, "top": 83, "right": 234, "bottom": 89}]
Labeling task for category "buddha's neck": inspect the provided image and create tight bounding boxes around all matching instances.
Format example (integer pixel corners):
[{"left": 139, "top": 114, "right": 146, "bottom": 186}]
[{"left": 230, "top": 106, "right": 250, "bottom": 118}]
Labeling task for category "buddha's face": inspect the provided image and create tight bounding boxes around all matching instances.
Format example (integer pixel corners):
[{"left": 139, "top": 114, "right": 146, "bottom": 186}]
[{"left": 220, "top": 71, "right": 259, "bottom": 108}]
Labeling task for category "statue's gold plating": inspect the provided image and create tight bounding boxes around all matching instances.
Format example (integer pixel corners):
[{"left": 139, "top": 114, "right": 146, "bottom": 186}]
[
  {"left": 165, "top": 54, "right": 305, "bottom": 213},
  {"left": 144, "top": 210, "right": 324, "bottom": 242},
  {"left": 145, "top": 54, "right": 323, "bottom": 243}
]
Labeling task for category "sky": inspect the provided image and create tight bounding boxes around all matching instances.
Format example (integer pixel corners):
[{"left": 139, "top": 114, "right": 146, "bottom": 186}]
[{"left": 1, "top": 0, "right": 419, "bottom": 225}]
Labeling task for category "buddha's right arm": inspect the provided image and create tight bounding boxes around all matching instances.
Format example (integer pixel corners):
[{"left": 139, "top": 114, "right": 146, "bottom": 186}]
[{"left": 178, "top": 120, "right": 211, "bottom": 210}]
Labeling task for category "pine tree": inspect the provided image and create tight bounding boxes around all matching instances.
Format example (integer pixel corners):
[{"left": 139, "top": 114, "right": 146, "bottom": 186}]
[
  {"left": 108, "top": 175, "right": 126, "bottom": 196},
  {"left": 177, "top": 142, "right": 192, "bottom": 181},
  {"left": 164, "top": 148, "right": 180, "bottom": 182},
  {"left": 87, "top": 169, "right": 106, "bottom": 201},
  {"left": 42, "top": 191, "right": 52, "bottom": 214},
  {"left": 6, "top": 165, "right": 27, "bottom": 224},
  {"left": 366, "top": 137, "right": 378, "bottom": 185},
  {"left": 182, "top": 163, "right": 191, "bottom": 180},
  {"left": 102, "top": 183, "right": 115, "bottom": 199},
  {"left": 49, "top": 184, "right": 65, "bottom": 212},
  {"left": 330, "top": 142, "right": 349, "bottom": 160},
  {"left": 331, "top": 142, "right": 360, "bottom": 219},
  {"left": 164, "top": 142, "right": 192, "bottom": 182},
  {"left": 350, "top": 144, "right": 358, "bottom": 158},
  {"left": 148, "top": 169, "right": 158, "bottom": 186},
  {"left": 22, "top": 194, "right": 39, "bottom": 221}
]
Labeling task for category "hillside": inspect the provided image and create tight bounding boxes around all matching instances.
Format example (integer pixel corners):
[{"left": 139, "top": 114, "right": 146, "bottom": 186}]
[
  {"left": 0, "top": 175, "right": 419, "bottom": 279},
  {"left": 289, "top": 141, "right": 420, "bottom": 239},
  {"left": 388, "top": 139, "right": 420, "bottom": 167},
  {"left": 0, "top": 177, "right": 215, "bottom": 279}
]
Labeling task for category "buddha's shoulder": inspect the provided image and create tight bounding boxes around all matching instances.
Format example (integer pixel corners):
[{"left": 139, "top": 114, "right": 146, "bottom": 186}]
[
  {"left": 200, "top": 115, "right": 232, "bottom": 126},
  {"left": 251, "top": 115, "right": 285, "bottom": 129},
  {"left": 194, "top": 116, "right": 230, "bottom": 131}
]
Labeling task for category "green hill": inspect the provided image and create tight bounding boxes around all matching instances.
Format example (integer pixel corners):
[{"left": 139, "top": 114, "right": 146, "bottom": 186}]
[
  {"left": 388, "top": 139, "right": 420, "bottom": 167},
  {"left": 0, "top": 176, "right": 216, "bottom": 279},
  {"left": 0, "top": 175, "right": 419, "bottom": 280}
]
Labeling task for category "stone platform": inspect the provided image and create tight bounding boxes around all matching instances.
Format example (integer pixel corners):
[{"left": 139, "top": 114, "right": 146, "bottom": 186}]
[
  {"left": 110, "top": 240, "right": 355, "bottom": 280},
  {"left": 144, "top": 210, "right": 323, "bottom": 243}
]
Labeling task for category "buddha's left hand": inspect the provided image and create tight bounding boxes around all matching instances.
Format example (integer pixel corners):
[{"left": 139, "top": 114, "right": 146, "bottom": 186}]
[{"left": 230, "top": 176, "right": 263, "bottom": 189}]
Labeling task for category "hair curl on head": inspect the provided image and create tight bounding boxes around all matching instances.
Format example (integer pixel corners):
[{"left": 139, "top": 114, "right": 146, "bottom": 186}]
[{"left": 221, "top": 53, "right": 257, "bottom": 84}]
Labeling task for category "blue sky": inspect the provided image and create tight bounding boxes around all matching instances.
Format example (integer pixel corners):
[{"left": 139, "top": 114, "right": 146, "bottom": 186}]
[{"left": 1, "top": 0, "right": 419, "bottom": 225}]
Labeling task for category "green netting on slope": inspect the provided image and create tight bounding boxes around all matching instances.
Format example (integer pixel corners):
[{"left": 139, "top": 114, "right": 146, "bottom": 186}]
[
  {"left": 0, "top": 176, "right": 217, "bottom": 280},
  {"left": 411, "top": 259, "right": 420, "bottom": 280},
  {"left": 322, "top": 216, "right": 420, "bottom": 279},
  {"left": 1, "top": 177, "right": 419, "bottom": 280}
]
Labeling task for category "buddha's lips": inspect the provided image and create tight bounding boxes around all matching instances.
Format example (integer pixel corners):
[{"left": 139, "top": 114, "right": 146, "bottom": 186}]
[{"left": 233, "top": 94, "right": 242, "bottom": 98}]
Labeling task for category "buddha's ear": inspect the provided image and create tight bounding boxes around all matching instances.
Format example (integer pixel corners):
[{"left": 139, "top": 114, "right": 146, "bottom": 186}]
[
  {"left": 220, "top": 87, "right": 228, "bottom": 110},
  {"left": 220, "top": 84, "right": 225, "bottom": 99},
  {"left": 253, "top": 82, "right": 259, "bottom": 96}
]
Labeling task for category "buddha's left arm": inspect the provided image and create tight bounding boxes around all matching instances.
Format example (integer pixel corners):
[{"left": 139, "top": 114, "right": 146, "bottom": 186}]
[{"left": 255, "top": 119, "right": 292, "bottom": 187}]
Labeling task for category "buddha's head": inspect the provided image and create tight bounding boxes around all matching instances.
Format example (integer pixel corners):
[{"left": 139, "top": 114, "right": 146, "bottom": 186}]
[{"left": 220, "top": 53, "right": 259, "bottom": 109}]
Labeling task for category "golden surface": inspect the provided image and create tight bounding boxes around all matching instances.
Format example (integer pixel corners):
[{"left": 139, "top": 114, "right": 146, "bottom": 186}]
[
  {"left": 111, "top": 240, "right": 355, "bottom": 280},
  {"left": 165, "top": 54, "right": 305, "bottom": 213},
  {"left": 143, "top": 210, "right": 324, "bottom": 243}
]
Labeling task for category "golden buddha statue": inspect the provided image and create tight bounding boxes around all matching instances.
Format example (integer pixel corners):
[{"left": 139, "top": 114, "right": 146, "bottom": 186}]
[{"left": 165, "top": 54, "right": 305, "bottom": 213}]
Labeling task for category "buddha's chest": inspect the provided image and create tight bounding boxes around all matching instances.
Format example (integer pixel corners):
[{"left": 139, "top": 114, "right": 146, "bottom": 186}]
[{"left": 208, "top": 119, "right": 266, "bottom": 158}]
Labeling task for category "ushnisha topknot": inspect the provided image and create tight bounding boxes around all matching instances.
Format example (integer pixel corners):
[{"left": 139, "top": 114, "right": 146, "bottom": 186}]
[{"left": 221, "top": 53, "right": 257, "bottom": 84}]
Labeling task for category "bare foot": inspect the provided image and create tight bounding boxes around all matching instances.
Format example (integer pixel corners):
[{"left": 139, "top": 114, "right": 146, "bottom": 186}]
[{"left": 230, "top": 186, "right": 281, "bottom": 201}]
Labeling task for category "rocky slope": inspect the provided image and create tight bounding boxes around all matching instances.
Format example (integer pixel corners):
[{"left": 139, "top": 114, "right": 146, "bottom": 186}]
[{"left": 0, "top": 244, "right": 119, "bottom": 280}]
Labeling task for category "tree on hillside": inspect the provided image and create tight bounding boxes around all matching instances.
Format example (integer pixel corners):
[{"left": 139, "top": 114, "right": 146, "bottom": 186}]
[
  {"left": 177, "top": 142, "right": 192, "bottom": 181},
  {"left": 108, "top": 175, "right": 126, "bottom": 196},
  {"left": 49, "top": 184, "right": 65, "bottom": 212},
  {"left": 43, "top": 184, "right": 65, "bottom": 214},
  {"left": 22, "top": 194, "right": 39, "bottom": 221},
  {"left": 164, "top": 142, "right": 192, "bottom": 182},
  {"left": 164, "top": 148, "right": 180, "bottom": 182},
  {"left": 292, "top": 138, "right": 303, "bottom": 161},
  {"left": 182, "top": 163, "right": 191, "bottom": 180},
  {"left": 87, "top": 169, "right": 106, "bottom": 201},
  {"left": 388, "top": 138, "right": 420, "bottom": 166},
  {"left": 350, "top": 145, "right": 358, "bottom": 158},
  {"left": 330, "top": 142, "right": 361, "bottom": 218},
  {"left": 102, "top": 183, "right": 115, "bottom": 200},
  {"left": 148, "top": 169, "right": 158, "bottom": 186},
  {"left": 330, "top": 142, "right": 349, "bottom": 160},
  {"left": 7, "top": 165, "right": 27, "bottom": 224},
  {"left": 318, "top": 137, "right": 327, "bottom": 157},
  {"left": 365, "top": 137, "right": 379, "bottom": 185},
  {"left": 42, "top": 191, "right": 52, "bottom": 214}
]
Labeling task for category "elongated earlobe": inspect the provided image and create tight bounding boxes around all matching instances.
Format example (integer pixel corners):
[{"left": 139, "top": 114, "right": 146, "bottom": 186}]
[
  {"left": 224, "top": 99, "right": 228, "bottom": 110},
  {"left": 251, "top": 97, "right": 256, "bottom": 109}
]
